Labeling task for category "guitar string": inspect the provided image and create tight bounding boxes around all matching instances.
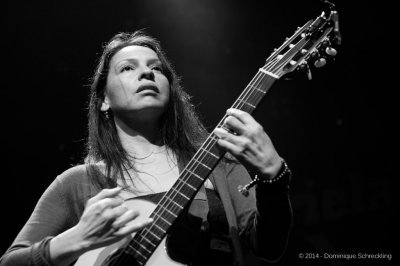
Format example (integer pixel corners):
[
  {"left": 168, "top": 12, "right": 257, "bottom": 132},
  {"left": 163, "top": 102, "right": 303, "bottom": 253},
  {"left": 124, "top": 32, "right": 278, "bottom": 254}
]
[
  {"left": 111, "top": 63, "right": 277, "bottom": 266},
  {"left": 264, "top": 19, "right": 313, "bottom": 65},
  {"left": 271, "top": 38, "right": 307, "bottom": 76}
]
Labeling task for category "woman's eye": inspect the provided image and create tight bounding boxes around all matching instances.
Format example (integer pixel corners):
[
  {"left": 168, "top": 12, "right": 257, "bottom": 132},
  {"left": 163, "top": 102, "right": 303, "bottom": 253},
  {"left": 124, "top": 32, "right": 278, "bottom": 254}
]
[
  {"left": 121, "top": 65, "right": 134, "bottom": 72},
  {"left": 151, "top": 66, "right": 163, "bottom": 72}
]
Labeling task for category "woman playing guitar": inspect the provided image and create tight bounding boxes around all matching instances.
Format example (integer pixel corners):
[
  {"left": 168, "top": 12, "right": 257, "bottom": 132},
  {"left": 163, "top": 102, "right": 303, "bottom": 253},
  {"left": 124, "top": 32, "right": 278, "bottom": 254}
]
[{"left": 0, "top": 31, "right": 292, "bottom": 266}]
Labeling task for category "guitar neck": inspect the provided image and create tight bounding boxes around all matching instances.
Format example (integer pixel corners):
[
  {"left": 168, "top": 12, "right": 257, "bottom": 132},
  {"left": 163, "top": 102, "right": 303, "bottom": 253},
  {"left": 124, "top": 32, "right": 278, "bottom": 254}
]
[{"left": 124, "top": 70, "right": 279, "bottom": 265}]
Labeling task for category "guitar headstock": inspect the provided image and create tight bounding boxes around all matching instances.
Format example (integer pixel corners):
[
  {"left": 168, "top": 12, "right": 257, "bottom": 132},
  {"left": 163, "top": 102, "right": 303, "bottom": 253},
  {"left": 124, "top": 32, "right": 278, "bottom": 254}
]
[{"left": 262, "top": 1, "right": 341, "bottom": 80}]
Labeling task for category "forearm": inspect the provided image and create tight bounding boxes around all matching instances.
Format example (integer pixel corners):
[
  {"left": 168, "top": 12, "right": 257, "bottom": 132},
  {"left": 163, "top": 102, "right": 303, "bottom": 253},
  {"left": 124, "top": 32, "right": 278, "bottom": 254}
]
[
  {"left": 0, "top": 237, "right": 54, "bottom": 266},
  {"left": 245, "top": 176, "right": 293, "bottom": 262},
  {"left": 49, "top": 226, "right": 89, "bottom": 266},
  {"left": 218, "top": 158, "right": 293, "bottom": 262}
]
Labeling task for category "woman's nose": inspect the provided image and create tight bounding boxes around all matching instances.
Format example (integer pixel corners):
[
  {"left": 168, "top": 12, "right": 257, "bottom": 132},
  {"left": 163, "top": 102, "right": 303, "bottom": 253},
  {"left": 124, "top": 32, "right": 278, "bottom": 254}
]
[{"left": 139, "top": 66, "right": 155, "bottom": 81}]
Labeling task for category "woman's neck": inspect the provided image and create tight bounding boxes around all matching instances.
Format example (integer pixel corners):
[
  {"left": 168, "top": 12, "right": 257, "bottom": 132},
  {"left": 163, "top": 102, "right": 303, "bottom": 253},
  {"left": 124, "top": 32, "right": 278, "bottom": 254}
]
[{"left": 114, "top": 116, "right": 164, "bottom": 157}]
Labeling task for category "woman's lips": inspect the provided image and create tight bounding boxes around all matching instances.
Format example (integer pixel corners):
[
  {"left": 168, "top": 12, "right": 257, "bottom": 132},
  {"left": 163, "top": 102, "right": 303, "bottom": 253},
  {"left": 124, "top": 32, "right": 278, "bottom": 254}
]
[{"left": 136, "top": 84, "right": 159, "bottom": 93}]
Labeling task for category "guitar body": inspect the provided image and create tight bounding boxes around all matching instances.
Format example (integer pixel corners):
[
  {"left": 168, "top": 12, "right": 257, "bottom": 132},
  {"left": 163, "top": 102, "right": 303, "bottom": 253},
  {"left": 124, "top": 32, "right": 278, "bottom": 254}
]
[{"left": 74, "top": 199, "right": 185, "bottom": 266}]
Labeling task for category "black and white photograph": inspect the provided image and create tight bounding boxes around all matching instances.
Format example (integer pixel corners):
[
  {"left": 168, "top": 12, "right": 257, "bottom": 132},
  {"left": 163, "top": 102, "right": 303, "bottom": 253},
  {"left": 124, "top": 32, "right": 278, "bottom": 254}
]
[{"left": 1, "top": 1, "right": 395, "bottom": 265}]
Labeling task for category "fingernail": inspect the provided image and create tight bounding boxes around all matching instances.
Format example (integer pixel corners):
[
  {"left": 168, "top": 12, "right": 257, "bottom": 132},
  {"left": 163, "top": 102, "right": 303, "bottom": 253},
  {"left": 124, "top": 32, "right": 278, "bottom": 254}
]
[
  {"left": 213, "top": 129, "right": 221, "bottom": 136},
  {"left": 143, "top": 218, "right": 153, "bottom": 226}
]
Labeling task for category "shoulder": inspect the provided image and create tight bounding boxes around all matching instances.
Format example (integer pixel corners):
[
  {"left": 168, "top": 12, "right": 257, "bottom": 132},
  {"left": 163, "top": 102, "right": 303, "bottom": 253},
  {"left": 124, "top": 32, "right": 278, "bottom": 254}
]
[
  {"left": 56, "top": 164, "right": 89, "bottom": 185},
  {"left": 52, "top": 164, "right": 100, "bottom": 199}
]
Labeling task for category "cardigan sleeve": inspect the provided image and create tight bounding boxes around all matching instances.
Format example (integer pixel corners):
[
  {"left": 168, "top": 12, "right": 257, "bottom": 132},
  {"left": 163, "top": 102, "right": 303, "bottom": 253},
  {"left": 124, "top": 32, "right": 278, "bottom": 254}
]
[
  {"left": 222, "top": 160, "right": 293, "bottom": 262},
  {"left": 0, "top": 166, "right": 88, "bottom": 266}
]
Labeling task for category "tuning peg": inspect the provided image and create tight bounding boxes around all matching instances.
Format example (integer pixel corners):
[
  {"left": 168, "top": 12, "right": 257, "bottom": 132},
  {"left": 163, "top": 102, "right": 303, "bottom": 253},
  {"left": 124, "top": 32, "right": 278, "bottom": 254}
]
[
  {"left": 319, "top": 38, "right": 337, "bottom": 57},
  {"left": 308, "top": 50, "right": 326, "bottom": 68},
  {"left": 298, "top": 63, "right": 312, "bottom": 80},
  {"left": 317, "top": 38, "right": 335, "bottom": 56},
  {"left": 309, "top": 51, "right": 319, "bottom": 61},
  {"left": 325, "top": 46, "right": 337, "bottom": 56},
  {"left": 306, "top": 66, "right": 312, "bottom": 80},
  {"left": 314, "top": 58, "right": 327, "bottom": 68}
]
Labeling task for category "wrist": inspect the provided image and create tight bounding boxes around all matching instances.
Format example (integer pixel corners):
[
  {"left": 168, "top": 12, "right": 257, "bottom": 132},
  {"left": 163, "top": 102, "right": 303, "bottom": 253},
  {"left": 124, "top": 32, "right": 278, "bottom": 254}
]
[
  {"left": 49, "top": 227, "right": 88, "bottom": 266},
  {"left": 257, "top": 159, "right": 291, "bottom": 185},
  {"left": 238, "top": 159, "right": 291, "bottom": 196},
  {"left": 258, "top": 157, "right": 284, "bottom": 180}
]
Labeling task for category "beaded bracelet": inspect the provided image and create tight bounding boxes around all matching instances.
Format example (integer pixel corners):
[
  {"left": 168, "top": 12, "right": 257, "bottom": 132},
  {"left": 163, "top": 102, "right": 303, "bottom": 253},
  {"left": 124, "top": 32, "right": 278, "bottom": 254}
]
[{"left": 238, "top": 159, "right": 291, "bottom": 196}]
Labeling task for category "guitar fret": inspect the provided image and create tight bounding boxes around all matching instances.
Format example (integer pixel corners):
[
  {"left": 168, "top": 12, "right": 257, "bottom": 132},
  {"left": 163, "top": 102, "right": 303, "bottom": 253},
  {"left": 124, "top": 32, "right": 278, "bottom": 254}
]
[
  {"left": 249, "top": 84, "right": 266, "bottom": 94},
  {"left": 186, "top": 169, "right": 203, "bottom": 181},
  {"left": 167, "top": 198, "right": 184, "bottom": 210},
  {"left": 153, "top": 204, "right": 178, "bottom": 221},
  {"left": 162, "top": 206, "right": 177, "bottom": 217},
  {"left": 179, "top": 180, "right": 196, "bottom": 191},
  {"left": 134, "top": 248, "right": 147, "bottom": 260},
  {"left": 153, "top": 223, "right": 167, "bottom": 233},
  {"left": 153, "top": 212, "right": 172, "bottom": 225},
  {"left": 201, "top": 148, "right": 219, "bottom": 159},
  {"left": 145, "top": 228, "right": 162, "bottom": 240},
  {"left": 137, "top": 242, "right": 152, "bottom": 254},
  {"left": 171, "top": 187, "right": 190, "bottom": 200},
  {"left": 189, "top": 165, "right": 209, "bottom": 178},
  {"left": 194, "top": 158, "right": 212, "bottom": 170},
  {"left": 139, "top": 235, "right": 157, "bottom": 247},
  {"left": 158, "top": 214, "right": 172, "bottom": 226},
  {"left": 238, "top": 98, "right": 256, "bottom": 109}
]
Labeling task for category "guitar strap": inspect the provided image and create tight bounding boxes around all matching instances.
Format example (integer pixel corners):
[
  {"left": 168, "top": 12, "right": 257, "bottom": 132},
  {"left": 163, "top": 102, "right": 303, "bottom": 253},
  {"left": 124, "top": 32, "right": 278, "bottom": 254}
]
[{"left": 188, "top": 184, "right": 209, "bottom": 225}]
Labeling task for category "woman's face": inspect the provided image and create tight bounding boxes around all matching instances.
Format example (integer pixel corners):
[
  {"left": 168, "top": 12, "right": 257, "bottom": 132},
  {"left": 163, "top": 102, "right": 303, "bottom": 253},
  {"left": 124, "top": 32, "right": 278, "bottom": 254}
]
[{"left": 102, "top": 45, "right": 170, "bottom": 122}]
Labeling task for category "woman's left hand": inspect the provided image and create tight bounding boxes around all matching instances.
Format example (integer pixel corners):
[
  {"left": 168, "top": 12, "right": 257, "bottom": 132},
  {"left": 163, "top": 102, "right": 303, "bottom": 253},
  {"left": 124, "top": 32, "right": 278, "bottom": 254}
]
[{"left": 213, "top": 108, "right": 282, "bottom": 179}]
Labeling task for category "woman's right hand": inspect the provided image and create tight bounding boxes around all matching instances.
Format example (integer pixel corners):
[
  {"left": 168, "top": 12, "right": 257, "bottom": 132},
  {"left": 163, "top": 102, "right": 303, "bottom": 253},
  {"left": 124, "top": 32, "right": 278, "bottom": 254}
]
[{"left": 49, "top": 187, "right": 153, "bottom": 265}]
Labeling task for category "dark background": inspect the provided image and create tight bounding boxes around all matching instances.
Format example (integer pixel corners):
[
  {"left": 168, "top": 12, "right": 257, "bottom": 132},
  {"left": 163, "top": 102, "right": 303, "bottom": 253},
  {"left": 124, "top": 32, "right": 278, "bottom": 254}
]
[{"left": 2, "top": 0, "right": 396, "bottom": 265}]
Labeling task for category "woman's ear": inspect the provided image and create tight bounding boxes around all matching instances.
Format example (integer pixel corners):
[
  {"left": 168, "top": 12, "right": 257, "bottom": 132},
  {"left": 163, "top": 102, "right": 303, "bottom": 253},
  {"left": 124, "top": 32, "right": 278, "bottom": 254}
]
[{"left": 100, "top": 95, "right": 110, "bottom": 111}]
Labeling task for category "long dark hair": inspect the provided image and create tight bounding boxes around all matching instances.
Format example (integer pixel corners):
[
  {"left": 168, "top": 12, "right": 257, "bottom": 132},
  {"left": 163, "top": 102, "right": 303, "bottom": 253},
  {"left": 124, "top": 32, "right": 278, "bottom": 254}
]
[{"left": 85, "top": 30, "right": 208, "bottom": 189}]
